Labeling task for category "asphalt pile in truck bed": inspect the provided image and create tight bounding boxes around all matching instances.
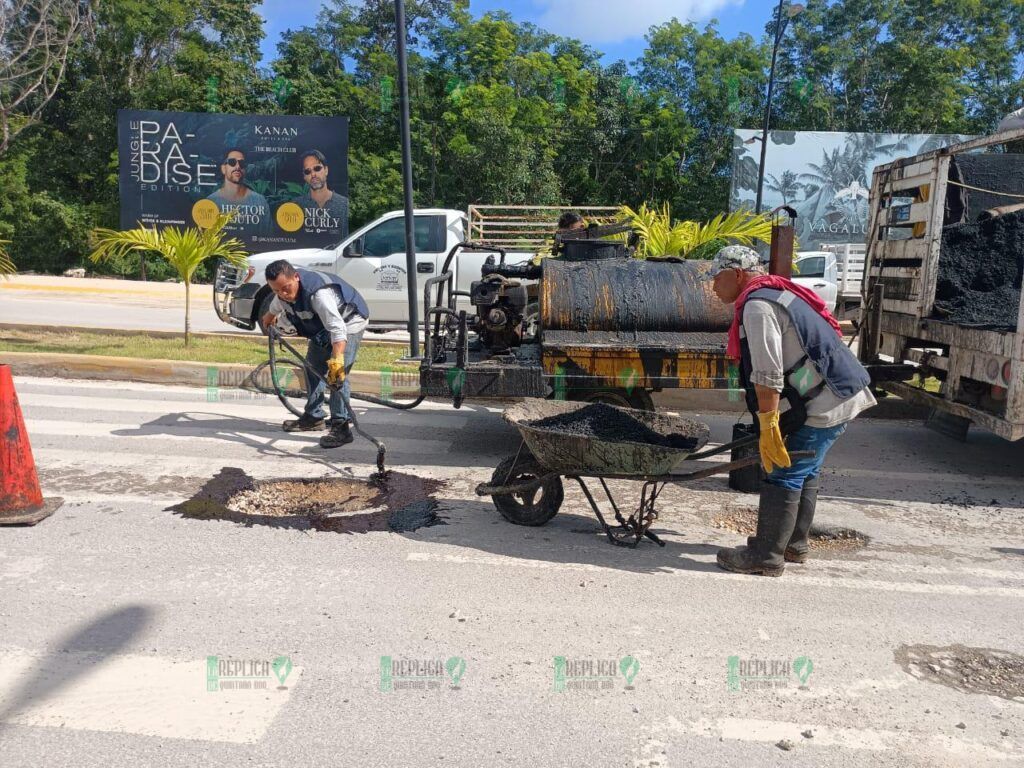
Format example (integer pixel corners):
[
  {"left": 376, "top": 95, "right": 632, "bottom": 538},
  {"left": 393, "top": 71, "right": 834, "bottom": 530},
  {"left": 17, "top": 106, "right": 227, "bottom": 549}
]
[
  {"left": 527, "top": 403, "right": 707, "bottom": 451},
  {"left": 933, "top": 208, "right": 1024, "bottom": 330}
]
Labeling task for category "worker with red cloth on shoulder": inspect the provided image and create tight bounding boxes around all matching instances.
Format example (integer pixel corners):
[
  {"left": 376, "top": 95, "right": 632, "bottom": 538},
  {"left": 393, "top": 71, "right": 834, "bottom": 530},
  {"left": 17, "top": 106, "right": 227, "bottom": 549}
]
[{"left": 705, "top": 245, "right": 876, "bottom": 577}]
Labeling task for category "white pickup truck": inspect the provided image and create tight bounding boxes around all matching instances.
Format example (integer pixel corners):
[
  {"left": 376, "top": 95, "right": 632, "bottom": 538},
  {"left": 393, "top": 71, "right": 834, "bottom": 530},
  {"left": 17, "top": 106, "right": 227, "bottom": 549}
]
[
  {"left": 793, "top": 244, "right": 866, "bottom": 319},
  {"left": 213, "top": 208, "right": 538, "bottom": 332}
]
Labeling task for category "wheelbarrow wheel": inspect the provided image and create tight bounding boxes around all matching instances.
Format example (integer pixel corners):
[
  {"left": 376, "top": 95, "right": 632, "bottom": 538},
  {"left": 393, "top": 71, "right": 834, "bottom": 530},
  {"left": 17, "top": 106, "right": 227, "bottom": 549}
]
[{"left": 490, "top": 454, "right": 564, "bottom": 526}]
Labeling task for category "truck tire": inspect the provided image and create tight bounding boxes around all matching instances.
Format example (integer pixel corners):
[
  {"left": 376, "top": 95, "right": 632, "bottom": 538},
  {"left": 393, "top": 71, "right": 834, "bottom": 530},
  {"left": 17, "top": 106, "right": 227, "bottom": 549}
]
[
  {"left": 569, "top": 387, "right": 655, "bottom": 412},
  {"left": 490, "top": 453, "right": 563, "bottom": 526}
]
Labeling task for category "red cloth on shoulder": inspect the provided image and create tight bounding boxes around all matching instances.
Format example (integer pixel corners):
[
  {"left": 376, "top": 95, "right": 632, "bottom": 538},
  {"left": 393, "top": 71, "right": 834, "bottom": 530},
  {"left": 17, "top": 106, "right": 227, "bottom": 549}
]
[{"left": 727, "top": 274, "right": 843, "bottom": 360}]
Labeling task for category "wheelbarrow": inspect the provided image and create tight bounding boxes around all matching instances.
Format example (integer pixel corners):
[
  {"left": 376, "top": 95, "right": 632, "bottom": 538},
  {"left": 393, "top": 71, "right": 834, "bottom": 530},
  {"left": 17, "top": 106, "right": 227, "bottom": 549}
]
[{"left": 475, "top": 399, "right": 808, "bottom": 548}]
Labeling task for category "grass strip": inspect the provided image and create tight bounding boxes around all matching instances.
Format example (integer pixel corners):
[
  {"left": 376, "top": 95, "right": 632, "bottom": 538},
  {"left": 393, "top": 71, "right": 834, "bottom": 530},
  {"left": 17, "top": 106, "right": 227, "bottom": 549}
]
[{"left": 0, "top": 328, "right": 417, "bottom": 372}]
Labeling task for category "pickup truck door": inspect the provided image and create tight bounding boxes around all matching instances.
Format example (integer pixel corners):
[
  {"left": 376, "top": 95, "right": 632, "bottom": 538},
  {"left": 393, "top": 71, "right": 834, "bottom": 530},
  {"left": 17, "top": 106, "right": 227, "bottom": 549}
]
[{"left": 332, "top": 214, "right": 446, "bottom": 322}]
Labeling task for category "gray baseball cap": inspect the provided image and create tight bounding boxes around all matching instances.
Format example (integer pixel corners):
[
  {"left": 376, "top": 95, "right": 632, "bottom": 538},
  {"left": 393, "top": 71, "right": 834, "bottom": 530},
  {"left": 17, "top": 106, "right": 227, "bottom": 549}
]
[{"left": 702, "top": 244, "right": 762, "bottom": 280}]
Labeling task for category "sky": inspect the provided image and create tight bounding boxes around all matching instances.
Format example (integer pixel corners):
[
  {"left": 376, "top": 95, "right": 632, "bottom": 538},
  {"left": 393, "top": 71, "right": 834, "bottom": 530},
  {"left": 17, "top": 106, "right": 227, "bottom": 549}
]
[{"left": 257, "top": 0, "right": 776, "bottom": 65}]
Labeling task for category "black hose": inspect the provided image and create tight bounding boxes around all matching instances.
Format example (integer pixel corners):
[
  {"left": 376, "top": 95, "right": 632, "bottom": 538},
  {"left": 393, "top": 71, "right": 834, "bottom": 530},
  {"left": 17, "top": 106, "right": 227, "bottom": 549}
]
[{"left": 266, "top": 327, "right": 426, "bottom": 476}]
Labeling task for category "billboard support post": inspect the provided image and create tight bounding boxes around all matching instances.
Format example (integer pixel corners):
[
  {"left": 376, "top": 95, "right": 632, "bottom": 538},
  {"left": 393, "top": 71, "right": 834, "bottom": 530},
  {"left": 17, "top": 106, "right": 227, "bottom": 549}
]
[{"left": 394, "top": 0, "right": 420, "bottom": 359}]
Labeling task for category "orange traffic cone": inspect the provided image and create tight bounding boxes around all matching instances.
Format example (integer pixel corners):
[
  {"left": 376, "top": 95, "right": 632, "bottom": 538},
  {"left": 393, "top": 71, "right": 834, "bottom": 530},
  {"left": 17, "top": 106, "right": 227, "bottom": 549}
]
[{"left": 1, "top": 364, "right": 60, "bottom": 525}]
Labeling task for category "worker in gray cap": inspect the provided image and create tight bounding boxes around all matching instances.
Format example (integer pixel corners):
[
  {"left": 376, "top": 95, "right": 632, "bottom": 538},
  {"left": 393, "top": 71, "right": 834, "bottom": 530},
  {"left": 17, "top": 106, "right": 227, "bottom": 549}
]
[{"left": 706, "top": 245, "right": 876, "bottom": 576}]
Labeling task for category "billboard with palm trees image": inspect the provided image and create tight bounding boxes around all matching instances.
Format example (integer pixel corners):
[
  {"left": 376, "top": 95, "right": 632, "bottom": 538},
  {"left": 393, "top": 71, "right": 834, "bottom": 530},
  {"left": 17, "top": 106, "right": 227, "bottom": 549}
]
[{"left": 730, "top": 130, "right": 974, "bottom": 245}]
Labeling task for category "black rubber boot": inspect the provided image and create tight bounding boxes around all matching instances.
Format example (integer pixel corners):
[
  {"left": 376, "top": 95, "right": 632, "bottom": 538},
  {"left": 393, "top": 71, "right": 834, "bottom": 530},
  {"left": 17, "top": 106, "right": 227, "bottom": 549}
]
[
  {"left": 785, "top": 475, "right": 820, "bottom": 564},
  {"left": 319, "top": 421, "right": 354, "bottom": 448},
  {"left": 283, "top": 414, "right": 325, "bottom": 432},
  {"left": 718, "top": 482, "right": 801, "bottom": 577}
]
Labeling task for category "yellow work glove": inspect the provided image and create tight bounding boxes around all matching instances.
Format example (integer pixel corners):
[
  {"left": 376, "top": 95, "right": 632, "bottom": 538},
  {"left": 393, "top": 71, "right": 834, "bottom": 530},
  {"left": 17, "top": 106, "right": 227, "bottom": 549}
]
[
  {"left": 757, "top": 411, "right": 792, "bottom": 474},
  {"left": 326, "top": 357, "right": 346, "bottom": 386}
]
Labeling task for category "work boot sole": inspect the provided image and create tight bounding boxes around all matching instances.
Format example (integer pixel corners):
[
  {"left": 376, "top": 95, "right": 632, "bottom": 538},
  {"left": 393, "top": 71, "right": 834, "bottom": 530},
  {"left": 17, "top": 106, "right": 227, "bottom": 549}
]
[
  {"left": 716, "top": 549, "right": 785, "bottom": 577},
  {"left": 283, "top": 418, "right": 326, "bottom": 433}
]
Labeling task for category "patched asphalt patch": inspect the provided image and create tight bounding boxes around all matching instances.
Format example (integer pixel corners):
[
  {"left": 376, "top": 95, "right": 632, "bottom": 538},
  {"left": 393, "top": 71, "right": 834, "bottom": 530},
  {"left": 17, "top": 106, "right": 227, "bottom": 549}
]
[
  {"left": 708, "top": 506, "right": 870, "bottom": 554},
  {"left": 171, "top": 467, "right": 445, "bottom": 533},
  {"left": 895, "top": 644, "right": 1024, "bottom": 703}
]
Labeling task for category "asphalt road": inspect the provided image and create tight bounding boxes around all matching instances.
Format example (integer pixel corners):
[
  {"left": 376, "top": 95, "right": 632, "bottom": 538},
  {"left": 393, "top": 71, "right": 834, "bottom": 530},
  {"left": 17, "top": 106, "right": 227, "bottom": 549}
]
[
  {"left": 0, "top": 275, "right": 410, "bottom": 340},
  {"left": 2, "top": 377, "right": 1023, "bottom": 766}
]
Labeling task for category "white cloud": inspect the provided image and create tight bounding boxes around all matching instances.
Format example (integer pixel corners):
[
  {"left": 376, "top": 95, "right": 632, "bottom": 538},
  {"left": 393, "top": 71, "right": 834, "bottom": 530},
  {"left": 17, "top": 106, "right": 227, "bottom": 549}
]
[{"left": 534, "top": 0, "right": 743, "bottom": 44}]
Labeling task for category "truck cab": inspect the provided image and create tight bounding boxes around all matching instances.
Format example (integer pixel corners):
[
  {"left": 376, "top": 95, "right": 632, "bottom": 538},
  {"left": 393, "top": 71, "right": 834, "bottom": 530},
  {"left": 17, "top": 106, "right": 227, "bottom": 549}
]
[{"left": 214, "top": 208, "right": 534, "bottom": 332}]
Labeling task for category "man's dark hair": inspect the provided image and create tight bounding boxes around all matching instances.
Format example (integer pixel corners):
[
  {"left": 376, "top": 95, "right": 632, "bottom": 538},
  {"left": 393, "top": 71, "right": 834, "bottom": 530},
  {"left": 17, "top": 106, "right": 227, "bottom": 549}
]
[
  {"left": 557, "top": 211, "right": 584, "bottom": 230},
  {"left": 265, "top": 260, "right": 297, "bottom": 281},
  {"left": 222, "top": 147, "right": 245, "bottom": 163},
  {"left": 301, "top": 149, "right": 327, "bottom": 166}
]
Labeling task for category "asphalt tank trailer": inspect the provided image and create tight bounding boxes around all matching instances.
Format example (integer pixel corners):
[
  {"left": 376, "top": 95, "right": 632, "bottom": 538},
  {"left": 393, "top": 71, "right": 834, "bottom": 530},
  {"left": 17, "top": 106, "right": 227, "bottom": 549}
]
[{"left": 419, "top": 223, "right": 742, "bottom": 410}]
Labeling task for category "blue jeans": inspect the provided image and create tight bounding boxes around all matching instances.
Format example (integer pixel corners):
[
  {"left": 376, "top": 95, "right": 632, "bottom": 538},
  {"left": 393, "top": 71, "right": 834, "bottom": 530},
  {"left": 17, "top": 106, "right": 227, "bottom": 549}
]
[
  {"left": 304, "top": 329, "right": 363, "bottom": 422},
  {"left": 766, "top": 423, "right": 847, "bottom": 491}
]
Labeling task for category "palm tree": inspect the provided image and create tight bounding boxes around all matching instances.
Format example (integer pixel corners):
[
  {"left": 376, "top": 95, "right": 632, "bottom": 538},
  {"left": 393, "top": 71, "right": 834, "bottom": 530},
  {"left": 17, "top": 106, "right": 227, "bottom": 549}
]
[
  {"left": 765, "top": 170, "right": 801, "bottom": 205},
  {"left": 89, "top": 214, "right": 247, "bottom": 346},
  {"left": 0, "top": 241, "right": 14, "bottom": 278}
]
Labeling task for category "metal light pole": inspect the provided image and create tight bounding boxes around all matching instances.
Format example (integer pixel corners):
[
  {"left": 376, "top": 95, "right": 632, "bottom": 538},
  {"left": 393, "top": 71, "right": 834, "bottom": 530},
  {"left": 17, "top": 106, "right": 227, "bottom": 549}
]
[
  {"left": 754, "top": 1, "right": 804, "bottom": 214},
  {"left": 394, "top": 0, "right": 420, "bottom": 358}
]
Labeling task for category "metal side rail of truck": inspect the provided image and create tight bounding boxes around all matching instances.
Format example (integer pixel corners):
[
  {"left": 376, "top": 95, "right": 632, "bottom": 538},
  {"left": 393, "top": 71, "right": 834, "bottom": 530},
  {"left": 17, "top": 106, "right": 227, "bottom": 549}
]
[{"left": 858, "top": 127, "right": 1024, "bottom": 440}]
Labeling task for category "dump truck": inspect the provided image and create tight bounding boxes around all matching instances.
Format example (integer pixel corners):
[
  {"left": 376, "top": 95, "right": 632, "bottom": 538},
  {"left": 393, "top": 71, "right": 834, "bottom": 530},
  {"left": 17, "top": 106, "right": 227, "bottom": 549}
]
[{"left": 858, "top": 128, "right": 1024, "bottom": 440}]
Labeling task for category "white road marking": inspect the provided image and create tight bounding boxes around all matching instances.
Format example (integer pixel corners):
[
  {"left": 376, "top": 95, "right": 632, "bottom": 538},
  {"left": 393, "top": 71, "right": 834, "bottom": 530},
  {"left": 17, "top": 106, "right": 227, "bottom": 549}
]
[
  {"left": 0, "top": 649, "right": 301, "bottom": 743},
  {"left": 406, "top": 552, "right": 1024, "bottom": 597}
]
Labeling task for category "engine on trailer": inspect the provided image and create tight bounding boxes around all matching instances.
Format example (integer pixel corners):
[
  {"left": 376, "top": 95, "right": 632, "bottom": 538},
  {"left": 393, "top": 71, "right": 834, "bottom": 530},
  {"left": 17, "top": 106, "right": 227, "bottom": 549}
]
[{"left": 468, "top": 261, "right": 532, "bottom": 354}]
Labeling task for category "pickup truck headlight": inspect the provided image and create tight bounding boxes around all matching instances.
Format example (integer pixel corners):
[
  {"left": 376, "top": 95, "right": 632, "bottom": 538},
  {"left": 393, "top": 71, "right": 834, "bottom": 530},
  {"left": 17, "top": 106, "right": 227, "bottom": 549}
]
[{"left": 242, "top": 266, "right": 256, "bottom": 284}]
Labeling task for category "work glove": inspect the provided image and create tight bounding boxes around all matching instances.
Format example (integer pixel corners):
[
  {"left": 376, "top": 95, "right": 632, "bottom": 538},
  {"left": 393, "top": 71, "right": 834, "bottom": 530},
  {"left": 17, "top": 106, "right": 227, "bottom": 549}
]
[
  {"left": 757, "top": 410, "right": 792, "bottom": 474},
  {"left": 326, "top": 357, "right": 346, "bottom": 386}
]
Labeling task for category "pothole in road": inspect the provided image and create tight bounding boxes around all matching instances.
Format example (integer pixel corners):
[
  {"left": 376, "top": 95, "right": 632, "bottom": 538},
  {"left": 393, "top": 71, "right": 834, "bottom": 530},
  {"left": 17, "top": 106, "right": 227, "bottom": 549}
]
[
  {"left": 708, "top": 507, "right": 870, "bottom": 554},
  {"left": 895, "top": 644, "right": 1024, "bottom": 703},
  {"left": 171, "top": 467, "right": 445, "bottom": 533}
]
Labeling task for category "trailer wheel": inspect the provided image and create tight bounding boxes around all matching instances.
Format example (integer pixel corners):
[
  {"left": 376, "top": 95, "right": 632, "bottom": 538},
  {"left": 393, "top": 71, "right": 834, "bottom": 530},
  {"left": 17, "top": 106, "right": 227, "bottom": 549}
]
[
  {"left": 570, "top": 387, "right": 655, "bottom": 412},
  {"left": 490, "top": 454, "right": 563, "bottom": 526}
]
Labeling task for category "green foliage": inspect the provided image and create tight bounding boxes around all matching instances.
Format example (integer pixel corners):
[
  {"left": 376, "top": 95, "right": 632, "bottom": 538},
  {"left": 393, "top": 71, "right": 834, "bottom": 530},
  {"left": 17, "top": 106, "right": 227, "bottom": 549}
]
[
  {"left": 620, "top": 203, "right": 774, "bottom": 259},
  {"left": 90, "top": 213, "right": 247, "bottom": 342},
  {"left": 2, "top": 0, "right": 1022, "bottom": 276}
]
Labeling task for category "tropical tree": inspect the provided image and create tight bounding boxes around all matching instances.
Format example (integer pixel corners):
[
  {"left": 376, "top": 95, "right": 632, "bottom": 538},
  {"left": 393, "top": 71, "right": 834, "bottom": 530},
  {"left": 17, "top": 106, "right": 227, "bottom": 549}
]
[
  {"left": 89, "top": 214, "right": 247, "bottom": 345},
  {"left": 765, "top": 170, "right": 801, "bottom": 205}
]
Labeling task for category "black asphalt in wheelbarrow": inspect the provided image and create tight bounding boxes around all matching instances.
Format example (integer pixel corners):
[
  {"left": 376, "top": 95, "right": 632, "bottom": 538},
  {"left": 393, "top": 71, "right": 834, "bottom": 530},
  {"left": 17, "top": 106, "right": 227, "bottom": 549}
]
[{"left": 476, "top": 399, "right": 810, "bottom": 548}]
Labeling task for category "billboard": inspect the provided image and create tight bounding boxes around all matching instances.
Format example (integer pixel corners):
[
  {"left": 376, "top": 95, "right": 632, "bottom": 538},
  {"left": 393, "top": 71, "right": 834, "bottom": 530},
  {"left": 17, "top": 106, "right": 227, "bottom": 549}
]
[
  {"left": 118, "top": 110, "right": 349, "bottom": 253},
  {"left": 730, "top": 130, "right": 974, "bottom": 246}
]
